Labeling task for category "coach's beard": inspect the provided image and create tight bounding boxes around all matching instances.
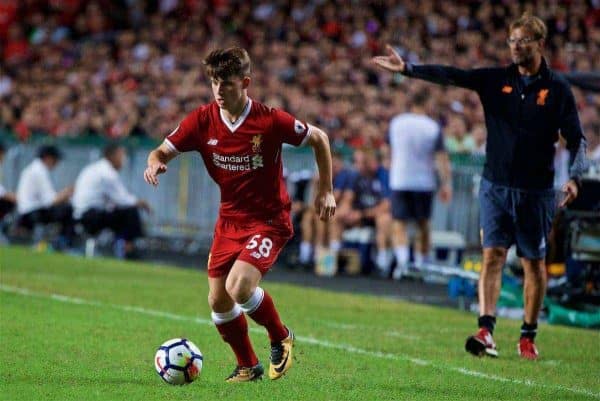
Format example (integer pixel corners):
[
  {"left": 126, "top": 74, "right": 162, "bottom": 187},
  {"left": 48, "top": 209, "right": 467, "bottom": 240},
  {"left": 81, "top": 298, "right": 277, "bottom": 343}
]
[{"left": 512, "top": 52, "right": 534, "bottom": 69}]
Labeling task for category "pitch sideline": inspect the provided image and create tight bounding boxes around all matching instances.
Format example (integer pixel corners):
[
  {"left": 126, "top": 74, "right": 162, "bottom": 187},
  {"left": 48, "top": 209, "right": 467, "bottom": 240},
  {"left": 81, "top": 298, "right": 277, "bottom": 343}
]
[{"left": 1, "top": 284, "right": 597, "bottom": 399}]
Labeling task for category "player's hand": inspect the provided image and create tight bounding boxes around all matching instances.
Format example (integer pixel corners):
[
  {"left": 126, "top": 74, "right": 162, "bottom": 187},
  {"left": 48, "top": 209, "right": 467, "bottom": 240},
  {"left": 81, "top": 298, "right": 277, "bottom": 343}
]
[
  {"left": 372, "top": 44, "right": 406, "bottom": 73},
  {"left": 559, "top": 179, "right": 579, "bottom": 208},
  {"left": 144, "top": 163, "right": 167, "bottom": 187},
  {"left": 315, "top": 190, "right": 336, "bottom": 221},
  {"left": 439, "top": 183, "right": 452, "bottom": 203}
]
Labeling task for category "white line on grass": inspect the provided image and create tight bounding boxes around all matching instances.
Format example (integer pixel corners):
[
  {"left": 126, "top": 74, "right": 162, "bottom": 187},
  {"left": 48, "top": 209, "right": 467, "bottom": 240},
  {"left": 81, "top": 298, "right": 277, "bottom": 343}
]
[
  {"left": 323, "top": 321, "right": 419, "bottom": 340},
  {"left": 1, "top": 284, "right": 598, "bottom": 399}
]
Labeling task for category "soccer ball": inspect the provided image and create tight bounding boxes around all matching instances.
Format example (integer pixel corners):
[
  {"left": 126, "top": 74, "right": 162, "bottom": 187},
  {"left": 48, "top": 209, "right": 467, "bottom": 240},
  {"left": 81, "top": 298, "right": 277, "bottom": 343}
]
[{"left": 154, "top": 338, "right": 203, "bottom": 385}]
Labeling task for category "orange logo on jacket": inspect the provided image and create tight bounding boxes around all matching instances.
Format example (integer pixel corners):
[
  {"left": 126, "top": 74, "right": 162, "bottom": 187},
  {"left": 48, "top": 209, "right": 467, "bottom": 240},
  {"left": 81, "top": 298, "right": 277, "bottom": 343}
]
[
  {"left": 502, "top": 85, "right": 513, "bottom": 94},
  {"left": 537, "top": 89, "right": 549, "bottom": 105}
]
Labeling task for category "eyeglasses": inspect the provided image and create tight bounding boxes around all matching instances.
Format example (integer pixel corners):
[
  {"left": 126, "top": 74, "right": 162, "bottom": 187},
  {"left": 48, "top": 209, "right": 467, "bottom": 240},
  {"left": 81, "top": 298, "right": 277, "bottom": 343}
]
[{"left": 506, "top": 36, "right": 539, "bottom": 46}]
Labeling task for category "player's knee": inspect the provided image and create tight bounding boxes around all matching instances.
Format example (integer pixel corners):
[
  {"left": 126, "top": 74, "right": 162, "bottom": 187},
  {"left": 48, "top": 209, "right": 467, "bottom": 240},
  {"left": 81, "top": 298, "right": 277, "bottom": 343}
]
[
  {"left": 524, "top": 259, "right": 546, "bottom": 278},
  {"left": 225, "top": 275, "right": 254, "bottom": 303},
  {"left": 207, "top": 291, "right": 232, "bottom": 312},
  {"left": 483, "top": 248, "right": 506, "bottom": 271},
  {"left": 416, "top": 219, "right": 430, "bottom": 231},
  {"left": 392, "top": 220, "right": 407, "bottom": 234},
  {"left": 376, "top": 212, "right": 391, "bottom": 225}
]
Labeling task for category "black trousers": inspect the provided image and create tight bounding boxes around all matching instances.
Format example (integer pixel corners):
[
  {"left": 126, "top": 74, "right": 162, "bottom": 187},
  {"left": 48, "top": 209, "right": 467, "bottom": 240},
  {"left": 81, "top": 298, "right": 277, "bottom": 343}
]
[
  {"left": 80, "top": 207, "right": 143, "bottom": 241},
  {"left": 18, "top": 203, "right": 75, "bottom": 238},
  {"left": 0, "top": 198, "right": 15, "bottom": 220}
]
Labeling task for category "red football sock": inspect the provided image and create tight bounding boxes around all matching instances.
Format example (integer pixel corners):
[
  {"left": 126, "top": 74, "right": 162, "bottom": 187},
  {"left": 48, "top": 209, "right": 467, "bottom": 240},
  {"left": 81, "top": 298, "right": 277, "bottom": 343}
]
[
  {"left": 247, "top": 290, "right": 288, "bottom": 343},
  {"left": 214, "top": 313, "right": 259, "bottom": 367}
]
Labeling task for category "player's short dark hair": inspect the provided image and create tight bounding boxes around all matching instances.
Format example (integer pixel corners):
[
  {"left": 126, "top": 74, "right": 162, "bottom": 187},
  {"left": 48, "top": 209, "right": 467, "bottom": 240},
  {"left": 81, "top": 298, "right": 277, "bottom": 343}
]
[
  {"left": 37, "top": 145, "right": 62, "bottom": 160},
  {"left": 509, "top": 12, "right": 547, "bottom": 41},
  {"left": 203, "top": 47, "right": 251, "bottom": 80},
  {"left": 103, "top": 142, "right": 123, "bottom": 159},
  {"left": 412, "top": 88, "right": 430, "bottom": 107}
]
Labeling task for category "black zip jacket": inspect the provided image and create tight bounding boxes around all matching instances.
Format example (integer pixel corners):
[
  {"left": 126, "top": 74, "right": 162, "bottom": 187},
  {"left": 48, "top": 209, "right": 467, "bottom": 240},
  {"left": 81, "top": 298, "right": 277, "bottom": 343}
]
[{"left": 405, "top": 58, "right": 587, "bottom": 190}]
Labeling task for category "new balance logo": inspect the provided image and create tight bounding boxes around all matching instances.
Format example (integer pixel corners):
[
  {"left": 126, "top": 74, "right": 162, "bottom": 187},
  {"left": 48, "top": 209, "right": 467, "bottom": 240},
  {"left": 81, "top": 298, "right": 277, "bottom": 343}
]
[{"left": 207, "top": 139, "right": 218, "bottom": 146}]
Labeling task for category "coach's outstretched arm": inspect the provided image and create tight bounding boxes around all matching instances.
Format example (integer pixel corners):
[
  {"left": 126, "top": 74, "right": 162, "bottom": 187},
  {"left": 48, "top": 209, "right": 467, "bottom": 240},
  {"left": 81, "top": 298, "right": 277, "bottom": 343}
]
[
  {"left": 144, "top": 143, "right": 178, "bottom": 187},
  {"left": 372, "top": 44, "right": 487, "bottom": 91},
  {"left": 306, "top": 125, "right": 336, "bottom": 221}
]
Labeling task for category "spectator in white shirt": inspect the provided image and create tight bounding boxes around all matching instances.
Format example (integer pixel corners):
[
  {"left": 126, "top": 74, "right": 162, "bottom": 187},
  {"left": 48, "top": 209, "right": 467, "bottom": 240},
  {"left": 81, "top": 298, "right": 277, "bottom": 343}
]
[
  {"left": 0, "top": 142, "right": 16, "bottom": 221},
  {"left": 387, "top": 89, "right": 452, "bottom": 279},
  {"left": 72, "top": 143, "right": 150, "bottom": 258},
  {"left": 16, "top": 145, "right": 74, "bottom": 245}
]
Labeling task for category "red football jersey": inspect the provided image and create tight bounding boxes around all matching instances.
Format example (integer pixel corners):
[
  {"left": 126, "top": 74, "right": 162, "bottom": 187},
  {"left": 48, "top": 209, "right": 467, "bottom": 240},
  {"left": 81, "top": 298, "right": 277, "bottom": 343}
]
[{"left": 164, "top": 99, "right": 310, "bottom": 222}]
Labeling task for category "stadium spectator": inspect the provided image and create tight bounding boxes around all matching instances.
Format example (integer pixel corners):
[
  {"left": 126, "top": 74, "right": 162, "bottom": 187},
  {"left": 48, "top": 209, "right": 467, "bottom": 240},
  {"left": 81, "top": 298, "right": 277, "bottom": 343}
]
[
  {"left": 0, "top": 1, "right": 596, "bottom": 157},
  {"left": 15, "top": 145, "right": 74, "bottom": 247},
  {"left": 286, "top": 169, "right": 316, "bottom": 268},
  {"left": 471, "top": 123, "right": 487, "bottom": 156},
  {"left": 590, "top": 132, "right": 600, "bottom": 162},
  {"left": 337, "top": 149, "right": 392, "bottom": 274},
  {"left": 444, "top": 114, "right": 476, "bottom": 154},
  {"left": 299, "top": 150, "right": 355, "bottom": 270},
  {"left": 72, "top": 143, "right": 150, "bottom": 259},
  {"left": 373, "top": 12, "right": 588, "bottom": 360},
  {"left": 387, "top": 88, "right": 452, "bottom": 280},
  {"left": 0, "top": 142, "right": 16, "bottom": 220},
  {"left": 144, "top": 47, "right": 336, "bottom": 382}
]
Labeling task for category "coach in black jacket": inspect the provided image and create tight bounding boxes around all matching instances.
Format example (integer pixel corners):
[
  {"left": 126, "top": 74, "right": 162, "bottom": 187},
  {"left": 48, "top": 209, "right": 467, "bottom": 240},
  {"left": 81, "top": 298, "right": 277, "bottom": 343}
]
[{"left": 373, "top": 13, "right": 588, "bottom": 360}]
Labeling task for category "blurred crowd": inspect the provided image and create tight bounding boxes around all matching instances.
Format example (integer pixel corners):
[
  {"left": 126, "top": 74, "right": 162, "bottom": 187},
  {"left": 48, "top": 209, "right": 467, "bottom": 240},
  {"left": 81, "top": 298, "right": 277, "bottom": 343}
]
[{"left": 0, "top": 0, "right": 599, "bottom": 158}]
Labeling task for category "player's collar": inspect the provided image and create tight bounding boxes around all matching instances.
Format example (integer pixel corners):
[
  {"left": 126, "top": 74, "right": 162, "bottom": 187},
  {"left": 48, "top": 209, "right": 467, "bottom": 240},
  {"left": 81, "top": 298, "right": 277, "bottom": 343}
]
[{"left": 219, "top": 98, "right": 252, "bottom": 133}]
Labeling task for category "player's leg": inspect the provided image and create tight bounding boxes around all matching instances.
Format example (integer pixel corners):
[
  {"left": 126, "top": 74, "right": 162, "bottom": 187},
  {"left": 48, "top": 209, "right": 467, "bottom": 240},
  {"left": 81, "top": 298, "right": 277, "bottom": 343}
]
[
  {"left": 415, "top": 218, "right": 430, "bottom": 268},
  {"left": 391, "top": 219, "right": 410, "bottom": 279},
  {"left": 465, "top": 246, "right": 506, "bottom": 357},
  {"left": 517, "top": 257, "right": 546, "bottom": 360},
  {"left": 314, "top": 213, "right": 341, "bottom": 276},
  {"left": 414, "top": 191, "right": 434, "bottom": 268},
  {"left": 208, "top": 275, "right": 263, "bottom": 382},
  {"left": 514, "top": 189, "right": 554, "bottom": 360},
  {"left": 109, "top": 207, "right": 144, "bottom": 257},
  {"left": 208, "top": 227, "right": 263, "bottom": 382},
  {"left": 298, "top": 206, "right": 316, "bottom": 266},
  {"left": 466, "top": 178, "right": 513, "bottom": 357},
  {"left": 226, "top": 260, "right": 293, "bottom": 380},
  {"left": 374, "top": 210, "right": 393, "bottom": 276},
  {"left": 46, "top": 203, "right": 75, "bottom": 247},
  {"left": 390, "top": 191, "right": 411, "bottom": 279},
  {"left": 479, "top": 247, "right": 507, "bottom": 323}
]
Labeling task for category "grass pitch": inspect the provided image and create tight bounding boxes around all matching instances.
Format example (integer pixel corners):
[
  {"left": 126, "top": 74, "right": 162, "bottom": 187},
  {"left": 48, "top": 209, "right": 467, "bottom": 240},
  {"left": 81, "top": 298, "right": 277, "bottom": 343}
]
[{"left": 0, "top": 246, "right": 598, "bottom": 401}]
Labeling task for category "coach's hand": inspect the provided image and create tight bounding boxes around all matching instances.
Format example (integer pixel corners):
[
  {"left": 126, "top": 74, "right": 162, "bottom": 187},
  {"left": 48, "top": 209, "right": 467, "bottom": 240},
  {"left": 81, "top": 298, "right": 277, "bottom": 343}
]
[
  {"left": 559, "top": 179, "right": 579, "bottom": 208},
  {"left": 315, "top": 190, "right": 336, "bottom": 221},
  {"left": 372, "top": 44, "right": 406, "bottom": 73},
  {"left": 144, "top": 162, "right": 167, "bottom": 187}
]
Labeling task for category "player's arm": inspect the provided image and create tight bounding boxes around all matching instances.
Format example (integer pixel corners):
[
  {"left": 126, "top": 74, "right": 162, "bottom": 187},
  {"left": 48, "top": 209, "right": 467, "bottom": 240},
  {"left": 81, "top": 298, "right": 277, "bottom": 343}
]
[
  {"left": 144, "top": 142, "right": 179, "bottom": 187},
  {"left": 305, "top": 125, "right": 336, "bottom": 221},
  {"left": 435, "top": 151, "right": 452, "bottom": 203},
  {"left": 372, "top": 44, "right": 485, "bottom": 91},
  {"left": 434, "top": 129, "right": 452, "bottom": 203},
  {"left": 558, "top": 84, "right": 588, "bottom": 207}
]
